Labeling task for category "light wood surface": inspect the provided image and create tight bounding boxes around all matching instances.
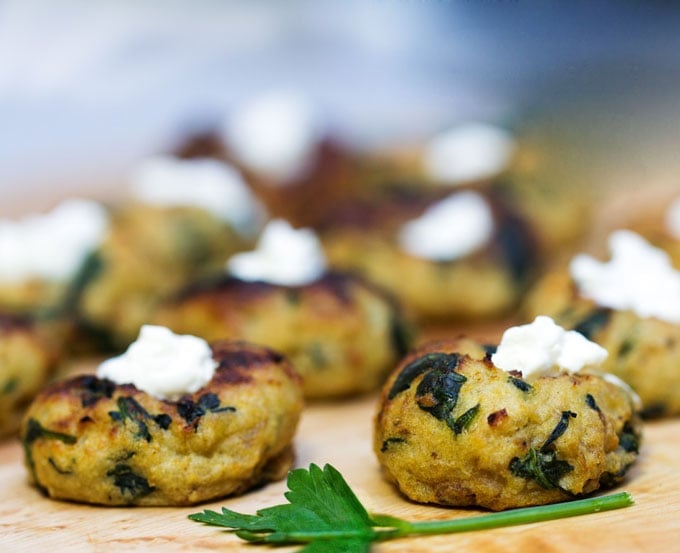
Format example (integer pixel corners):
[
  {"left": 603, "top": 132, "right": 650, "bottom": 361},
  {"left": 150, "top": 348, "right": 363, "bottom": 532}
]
[{"left": 1, "top": 388, "right": 678, "bottom": 552}]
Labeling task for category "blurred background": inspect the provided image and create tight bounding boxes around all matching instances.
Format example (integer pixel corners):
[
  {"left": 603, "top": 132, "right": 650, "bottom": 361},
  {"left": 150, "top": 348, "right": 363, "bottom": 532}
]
[{"left": 1, "top": 0, "right": 679, "bottom": 214}]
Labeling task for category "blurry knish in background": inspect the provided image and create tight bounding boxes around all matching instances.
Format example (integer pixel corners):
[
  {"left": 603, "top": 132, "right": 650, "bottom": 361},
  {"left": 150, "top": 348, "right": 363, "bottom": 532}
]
[{"left": 1, "top": 0, "right": 679, "bottom": 212}]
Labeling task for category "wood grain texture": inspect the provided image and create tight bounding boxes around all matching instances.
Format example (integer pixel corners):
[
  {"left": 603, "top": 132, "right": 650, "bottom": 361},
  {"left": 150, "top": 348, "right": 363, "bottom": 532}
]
[{"left": 1, "top": 391, "right": 678, "bottom": 553}]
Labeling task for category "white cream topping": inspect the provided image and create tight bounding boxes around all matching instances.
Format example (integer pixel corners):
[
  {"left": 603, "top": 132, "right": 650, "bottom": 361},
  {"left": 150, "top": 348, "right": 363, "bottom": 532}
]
[
  {"left": 398, "top": 191, "right": 494, "bottom": 261},
  {"left": 665, "top": 196, "right": 680, "bottom": 239},
  {"left": 0, "top": 198, "right": 108, "bottom": 283},
  {"left": 130, "top": 155, "right": 265, "bottom": 236},
  {"left": 223, "top": 90, "right": 322, "bottom": 184},
  {"left": 96, "top": 325, "right": 217, "bottom": 400},
  {"left": 226, "top": 219, "right": 326, "bottom": 286},
  {"left": 570, "top": 230, "right": 680, "bottom": 323},
  {"left": 491, "top": 316, "right": 608, "bottom": 376},
  {"left": 423, "top": 122, "right": 516, "bottom": 185}
]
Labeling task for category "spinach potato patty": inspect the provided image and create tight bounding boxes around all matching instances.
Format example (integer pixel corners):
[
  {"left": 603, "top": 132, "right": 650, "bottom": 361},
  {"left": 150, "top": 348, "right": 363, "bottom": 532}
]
[
  {"left": 21, "top": 341, "right": 303, "bottom": 506},
  {"left": 524, "top": 269, "right": 680, "bottom": 417},
  {"left": 0, "top": 314, "right": 59, "bottom": 438},
  {"left": 374, "top": 337, "right": 642, "bottom": 511},
  {"left": 154, "top": 272, "right": 412, "bottom": 399},
  {"left": 320, "top": 187, "right": 537, "bottom": 322},
  {"left": 77, "top": 203, "right": 251, "bottom": 349}
]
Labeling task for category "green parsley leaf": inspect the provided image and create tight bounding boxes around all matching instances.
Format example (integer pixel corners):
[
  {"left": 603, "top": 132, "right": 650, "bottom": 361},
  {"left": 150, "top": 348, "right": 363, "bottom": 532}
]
[
  {"left": 191, "top": 464, "right": 375, "bottom": 551},
  {"left": 189, "top": 463, "right": 634, "bottom": 551}
]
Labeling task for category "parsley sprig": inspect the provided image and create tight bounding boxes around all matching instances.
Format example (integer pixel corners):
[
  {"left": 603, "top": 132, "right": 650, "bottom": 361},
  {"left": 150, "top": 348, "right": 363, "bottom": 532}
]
[{"left": 189, "top": 463, "right": 633, "bottom": 552}]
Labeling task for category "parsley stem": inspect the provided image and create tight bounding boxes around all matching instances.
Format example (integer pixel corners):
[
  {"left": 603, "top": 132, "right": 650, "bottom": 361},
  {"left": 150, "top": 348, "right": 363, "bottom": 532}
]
[
  {"left": 189, "top": 464, "right": 635, "bottom": 552},
  {"left": 374, "top": 492, "right": 634, "bottom": 540}
]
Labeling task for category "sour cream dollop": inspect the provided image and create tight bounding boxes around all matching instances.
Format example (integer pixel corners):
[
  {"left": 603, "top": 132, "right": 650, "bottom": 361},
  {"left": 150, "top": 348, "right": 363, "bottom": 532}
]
[
  {"left": 130, "top": 156, "right": 265, "bottom": 236},
  {"left": 226, "top": 219, "right": 326, "bottom": 286},
  {"left": 398, "top": 191, "right": 494, "bottom": 261},
  {"left": 491, "top": 316, "right": 608, "bottom": 376},
  {"left": 223, "top": 90, "right": 322, "bottom": 184},
  {"left": 96, "top": 325, "right": 217, "bottom": 400},
  {"left": 569, "top": 230, "right": 680, "bottom": 324},
  {"left": 0, "top": 198, "right": 108, "bottom": 282},
  {"left": 423, "top": 122, "right": 516, "bottom": 185}
]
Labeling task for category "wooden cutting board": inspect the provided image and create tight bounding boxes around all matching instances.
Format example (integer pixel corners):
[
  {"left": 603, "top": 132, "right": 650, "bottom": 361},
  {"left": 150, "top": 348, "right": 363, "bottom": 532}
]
[{"left": 1, "top": 387, "right": 678, "bottom": 552}]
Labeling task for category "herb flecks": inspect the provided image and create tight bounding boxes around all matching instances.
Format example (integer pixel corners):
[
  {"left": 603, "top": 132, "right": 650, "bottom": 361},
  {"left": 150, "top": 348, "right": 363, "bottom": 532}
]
[
  {"left": 573, "top": 309, "right": 610, "bottom": 341},
  {"left": 482, "top": 344, "right": 498, "bottom": 356},
  {"left": 415, "top": 370, "right": 465, "bottom": 418},
  {"left": 495, "top": 213, "right": 535, "bottom": 283},
  {"left": 451, "top": 404, "right": 480, "bottom": 434},
  {"left": 389, "top": 353, "right": 459, "bottom": 400},
  {"left": 107, "top": 463, "right": 155, "bottom": 499},
  {"left": 22, "top": 418, "right": 77, "bottom": 485},
  {"left": 189, "top": 463, "right": 634, "bottom": 552},
  {"left": 390, "top": 353, "right": 475, "bottom": 436},
  {"left": 79, "top": 376, "right": 116, "bottom": 407},
  {"left": 617, "top": 337, "right": 635, "bottom": 359},
  {"left": 381, "top": 437, "right": 407, "bottom": 453},
  {"left": 48, "top": 457, "right": 73, "bottom": 475},
  {"left": 23, "top": 418, "right": 77, "bottom": 448},
  {"left": 618, "top": 422, "right": 640, "bottom": 454},
  {"left": 585, "top": 394, "right": 601, "bottom": 412},
  {"left": 307, "top": 342, "right": 328, "bottom": 370},
  {"left": 2, "top": 377, "right": 18, "bottom": 395},
  {"left": 508, "top": 376, "right": 532, "bottom": 393},
  {"left": 176, "top": 393, "right": 236, "bottom": 427},
  {"left": 542, "top": 411, "right": 577, "bottom": 450},
  {"left": 510, "top": 448, "right": 574, "bottom": 490},
  {"left": 414, "top": 363, "right": 476, "bottom": 435},
  {"left": 108, "top": 396, "right": 171, "bottom": 441},
  {"left": 509, "top": 411, "right": 577, "bottom": 490},
  {"left": 390, "top": 316, "right": 414, "bottom": 358}
]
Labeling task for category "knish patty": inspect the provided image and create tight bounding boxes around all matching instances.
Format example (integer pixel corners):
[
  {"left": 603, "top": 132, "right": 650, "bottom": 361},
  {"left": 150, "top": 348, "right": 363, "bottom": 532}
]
[
  {"left": 21, "top": 340, "right": 303, "bottom": 506},
  {"left": 374, "top": 337, "right": 642, "bottom": 511}
]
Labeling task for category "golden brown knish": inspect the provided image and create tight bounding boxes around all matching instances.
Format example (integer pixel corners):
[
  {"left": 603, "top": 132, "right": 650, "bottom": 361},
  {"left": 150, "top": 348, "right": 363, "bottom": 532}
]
[
  {"left": 154, "top": 272, "right": 412, "bottom": 400},
  {"left": 0, "top": 244, "right": 97, "bottom": 359},
  {"left": 230, "top": 139, "right": 356, "bottom": 230},
  {"left": 0, "top": 313, "right": 59, "bottom": 439},
  {"left": 174, "top": 129, "right": 358, "bottom": 230},
  {"left": 524, "top": 269, "right": 680, "bottom": 417},
  {"left": 0, "top": 277, "right": 69, "bottom": 317},
  {"left": 21, "top": 341, "right": 303, "bottom": 506},
  {"left": 494, "top": 142, "right": 593, "bottom": 256},
  {"left": 321, "top": 187, "right": 538, "bottom": 322},
  {"left": 374, "top": 337, "right": 642, "bottom": 511},
  {"left": 77, "top": 203, "right": 251, "bottom": 349}
]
